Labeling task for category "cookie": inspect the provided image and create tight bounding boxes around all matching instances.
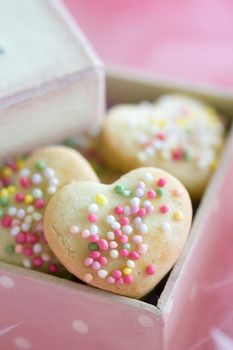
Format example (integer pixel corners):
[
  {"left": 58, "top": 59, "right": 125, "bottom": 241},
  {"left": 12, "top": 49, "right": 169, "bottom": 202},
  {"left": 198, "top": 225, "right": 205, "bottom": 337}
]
[
  {"left": 44, "top": 167, "right": 192, "bottom": 298},
  {"left": 101, "top": 95, "right": 225, "bottom": 200},
  {"left": 0, "top": 146, "right": 99, "bottom": 275}
]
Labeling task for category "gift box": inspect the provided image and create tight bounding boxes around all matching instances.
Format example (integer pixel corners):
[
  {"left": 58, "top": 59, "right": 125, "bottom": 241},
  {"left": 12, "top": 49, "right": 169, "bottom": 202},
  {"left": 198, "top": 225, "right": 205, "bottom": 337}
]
[{"left": 1, "top": 2, "right": 233, "bottom": 350}]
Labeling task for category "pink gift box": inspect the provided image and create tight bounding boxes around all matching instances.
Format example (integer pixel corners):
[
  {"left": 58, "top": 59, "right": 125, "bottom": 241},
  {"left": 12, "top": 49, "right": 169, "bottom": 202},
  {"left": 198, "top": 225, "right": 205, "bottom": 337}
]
[{"left": 1, "top": 2, "right": 233, "bottom": 350}]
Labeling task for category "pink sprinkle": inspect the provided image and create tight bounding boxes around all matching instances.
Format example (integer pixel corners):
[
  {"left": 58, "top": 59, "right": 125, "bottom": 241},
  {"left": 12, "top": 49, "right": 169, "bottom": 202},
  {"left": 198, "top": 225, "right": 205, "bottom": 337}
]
[
  {"left": 147, "top": 190, "right": 156, "bottom": 199},
  {"left": 20, "top": 177, "right": 31, "bottom": 188},
  {"left": 156, "top": 132, "right": 166, "bottom": 141},
  {"left": 159, "top": 205, "right": 169, "bottom": 214},
  {"left": 109, "top": 241, "right": 118, "bottom": 249},
  {"left": 16, "top": 232, "right": 26, "bottom": 244},
  {"left": 146, "top": 205, "right": 154, "bottom": 214},
  {"left": 107, "top": 276, "right": 115, "bottom": 284},
  {"left": 90, "top": 251, "right": 100, "bottom": 259},
  {"left": 69, "top": 225, "right": 79, "bottom": 234},
  {"left": 138, "top": 208, "right": 147, "bottom": 217},
  {"left": 35, "top": 222, "right": 43, "bottom": 232},
  {"left": 15, "top": 244, "right": 23, "bottom": 254},
  {"left": 98, "top": 239, "right": 108, "bottom": 251},
  {"left": 23, "top": 246, "right": 33, "bottom": 256},
  {"left": 129, "top": 251, "right": 140, "bottom": 260},
  {"left": 89, "top": 234, "right": 99, "bottom": 243},
  {"left": 112, "top": 270, "right": 122, "bottom": 279},
  {"left": 2, "top": 215, "right": 12, "bottom": 228},
  {"left": 87, "top": 213, "right": 97, "bottom": 223},
  {"left": 114, "top": 206, "right": 124, "bottom": 215},
  {"left": 120, "top": 235, "right": 128, "bottom": 244},
  {"left": 172, "top": 149, "right": 183, "bottom": 160},
  {"left": 84, "top": 257, "right": 94, "bottom": 266},
  {"left": 34, "top": 199, "right": 45, "bottom": 209},
  {"left": 119, "top": 217, "right": 129, "bottom": 226},
  {"left": 49, "top": 264, "right": 58, "bottom": 274},
  {"left": 26, "top": 233, "right": 38, "bottom": 245},
  {"left": 120, "top": 249, "right": 129, "bottom": 257},
  {"left": 130, "top": 205, "right": 139, "bottom": 214},
  {"left": 32, "top": 256, "right": 43, "bottom": 268},
  {"left": 11, "top": 219, "right": 21, "bottom": 227},
  {"left": 92, "top": 261, "right": 101, "bottom": 270},
  {"left": 116, "top": 277, "right": 124, "bottom": 285},
  {"left": 114, "top": 229, "right": 122, "bottom": 237},
  {"left": 157, "top": 178, "right": 167, "bottom": 187},
  {"left": 124, "top": 275, "right": 134, "bottom": 284},
  {"left": 15, "top": 192, "right": 24, "bottom": 202},
  {"left": 98, "top": 256, "right": 108, "bottom": 265},
  {"left": 146, "top": 264, "right": 156, "bottom": 275},
  {"left": 138, "top": 244, "right": 148, "bottom": 254}
]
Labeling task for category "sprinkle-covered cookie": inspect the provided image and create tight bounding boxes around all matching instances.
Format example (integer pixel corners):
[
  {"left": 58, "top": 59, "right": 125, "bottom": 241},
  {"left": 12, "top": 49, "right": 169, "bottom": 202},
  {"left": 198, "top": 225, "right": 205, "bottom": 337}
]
[
  {"left": 101, "top": 95, "right": 225, "bottom": 200},
  {"left": 44, "top": 167, "right": 192, "bottom": 298},
  {"left": 0, "top": 146, "right": 99, "bottom": 275}
]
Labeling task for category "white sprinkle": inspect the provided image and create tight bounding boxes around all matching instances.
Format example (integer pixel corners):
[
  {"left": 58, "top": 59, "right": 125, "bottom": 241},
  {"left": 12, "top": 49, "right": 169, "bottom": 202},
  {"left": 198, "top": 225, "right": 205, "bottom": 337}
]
[
  {"left": 26, "top": 206, "right": 34, "bottom": 214},
  {"left": 134, "top": 217, "right": 142, "bottom": 225},
  {"left": 33, "top": 213, "right": 42, "bottom": 221},
  {"left": 32, "top": 188, "right": 43, "bottom": 199},
  {"left": 47, "top": 186, "right": 56, "bottom": 195},
  {"left": 88, "top": 203, "right": 98, "bottom": 213},
  {"left": 136, "top": 181, "right": 146, "bottom": 189},
  {"left": 44, "top": 167, "right": 55, "bottom": 178},
  {"left": 90, "top": 225, "right": 98, "bottom": 235},
  {"left": 11, "top": 226, "right": 20, "bottom": 236},
  {"left": 139, "top": 224, "right": 148, "bottom": 234},
  {"left": 23, "top": 258, "right": 31, "bottom": 268},
  {"left": 138, "top": 151, "right": 147, "bottom": 162},
  {"left": 17, "top": 209, "right": 26, "bottom": 219},
  {"left": 49, "top": 177, "right": 59, "bottom": 186},
  {"left": 8, "top": 207, "right": 17, "bottom": 216},
  {"left": 143, "top": 172, "right": 153, "bottom": 181},
  {"left": 109, "top": 241, "right": 118, "bottom": 249},
  {"left": 33, "top": 243, "right": 42, "bottom": 254},
  {"left": 21, "top": 223, "right": 30, "bottom": 232},
  {"left": 20, "top": 168, "right": 30, "bottom": 177},
  {"left": 124, "top": 206, "right": 131, "bottom": 215},
  {"left": 24, "top": 215, "right": 33, "bottom": 224},
  {"left": 127, "top": 260, "right": 135, "bottom": 268},
  {"left": 106, "top": 215, "right": 115, "bottom": 224},
  {"left": 138, "top": 243, "right": 148, "bottom": 254},
  {"left": 123, "top": 225, "right": 133, "bottom": 235},
  {"left": 82, "top": 229, "right": 90, "bottom": 238},
  {"left": 98, "top": 269, "right": 108, "bottom": 279},
  {"left": 161, "top": 223, "right": 171, "bottom": 233},
  {"left": 143, "top": 200, "right": 151, "bottom": 207},
  {"left": 135, "top": 188, "right": 144, "bottom": 197},
  {"left": 131, "top": 197, "right": 140, "bottom": 206},
  {"left": 123, "top": 190, "right": 131, "bottom": 197},
  {"left": 42, "top": 253, "right": 51, "bottom": 262},
  {"left": 69, "top": 225, "right": 79, "bottom": 234},
  {"left": 133, "top": 235, "right": 143, "bottom": 243},
  {"left": 107, "top": 231, "right": 115, "bottom": 240},
  {"left": 110, "top": 250, "right": 119, "bottom": 258},
  {"left": 32, "top": 173, "right": 42, "bottom": 184},
  {"left": 112, "top": 221, "right": 121, "bottom": 230},
  {"left": 145, "top": 147, "right": 155, "bottom": 156}
]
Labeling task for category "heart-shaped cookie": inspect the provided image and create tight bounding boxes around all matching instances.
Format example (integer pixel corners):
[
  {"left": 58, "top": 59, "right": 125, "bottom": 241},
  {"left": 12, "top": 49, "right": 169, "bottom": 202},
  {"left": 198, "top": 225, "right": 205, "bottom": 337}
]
[
  {"left": 101, "top": 95, "right": 225, "bottom": 200},
  {"left": 0, "top": 146, "right": 99, "bottom": 276},
  {"left": 44, "top": 167, "right": 192, "bottom": 298}
]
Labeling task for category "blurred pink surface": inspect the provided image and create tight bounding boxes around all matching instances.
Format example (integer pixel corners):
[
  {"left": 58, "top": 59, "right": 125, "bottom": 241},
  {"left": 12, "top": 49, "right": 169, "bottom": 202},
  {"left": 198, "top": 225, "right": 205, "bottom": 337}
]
[{"left": 63, "top": 0, "right": 233, "bottom": 89}]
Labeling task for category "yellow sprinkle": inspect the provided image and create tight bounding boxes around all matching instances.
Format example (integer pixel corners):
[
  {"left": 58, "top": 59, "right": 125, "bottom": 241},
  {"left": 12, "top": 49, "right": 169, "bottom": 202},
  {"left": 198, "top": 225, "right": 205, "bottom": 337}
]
[
  {"left": 210, "top": 159, "right": 219, "bottom": 171},
  {"left": 95, "top": 193, "right": 108, "bottom": 206},
  {"left": 123, "top": 267, "right": 132, "bottom": 275},
  {"left": 16, "top": 159, "right": 25, "bottom": 170},
  {"left": 2, "top": 167, "right": 13, "bottom": 177},
  {"left": 1, "top": 188, "right": 9, "bottom": 197},
  {"left": 152, "top": 119, "right": 167, "bottom": 128},
  {"left": 173, "top": 210, "right": 184, "bottom": 221},
  {"left": 24, "top": 194, "right": 33, "bottom": 204},
  {"left": 176, "top": 119, "right": 187, "bottom": 128},
  {"left": 7, "top": 185, "right": 16, "bottom": 195}
]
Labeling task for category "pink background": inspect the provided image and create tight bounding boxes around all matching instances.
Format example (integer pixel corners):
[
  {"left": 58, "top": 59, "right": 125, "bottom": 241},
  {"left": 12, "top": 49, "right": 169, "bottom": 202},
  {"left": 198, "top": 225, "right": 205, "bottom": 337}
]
[{"left": 63, "top": 0, "right": 233, "bottom": 89}]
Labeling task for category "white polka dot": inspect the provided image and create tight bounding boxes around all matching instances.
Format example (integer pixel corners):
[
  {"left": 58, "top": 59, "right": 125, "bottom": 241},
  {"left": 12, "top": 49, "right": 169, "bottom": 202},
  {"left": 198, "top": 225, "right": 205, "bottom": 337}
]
[
  {"left": 164, "top": 298, "right": 174, "bottom": 315},
  {"left": 137, "top": 314, "right": 154, "bottom": 327},
  {"left": 72, "top": 320, "right": 89, "bottom": 334},
  {"left": 14, "top": 336, "right": 31, "bottom": 349},
  {"left": 189, "top": 284, "right": 198, "bottom": 300},
  {"left": 0, "top": 275, "right": 15, "bottom": 289}
]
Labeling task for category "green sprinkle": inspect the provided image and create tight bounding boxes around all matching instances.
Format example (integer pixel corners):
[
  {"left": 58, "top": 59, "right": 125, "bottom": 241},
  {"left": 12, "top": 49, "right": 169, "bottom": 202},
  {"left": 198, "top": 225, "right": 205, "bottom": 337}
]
[
  {"left": 88, "top": 243, "right": 98, "bottom": 251},
  {"left": 156, "top": 188, "right": 164, "bottom": 197},
  {"left": 114, "top": 184, "right": 125, "bottom": 195},
  {"left": 0, "top": 196, "right": 9, "bottom": 207},
  {"left": 183, "top": 149, "right": 192, "bottom": 161},
  {"left": 35, "top": 160, "right": 46, "bottom": 171},
  {"left": 5, "top": 244, "right": 14, "bottom": 254},
  {"left": 0, "top": 209, "right": 4, "bottom": 218},
  {"left": 63, "top": 138, "right": 77, "bottom": 148},
  {"left": 122, "top": 243, "right": 131, "bottom": 250}
]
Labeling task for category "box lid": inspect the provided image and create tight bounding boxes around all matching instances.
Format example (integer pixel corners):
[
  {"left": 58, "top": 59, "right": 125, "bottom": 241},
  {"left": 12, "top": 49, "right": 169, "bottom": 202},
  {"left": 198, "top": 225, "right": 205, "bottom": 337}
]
[{"left": 0, "top": 0, "right": 104, "bottom": 155}]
